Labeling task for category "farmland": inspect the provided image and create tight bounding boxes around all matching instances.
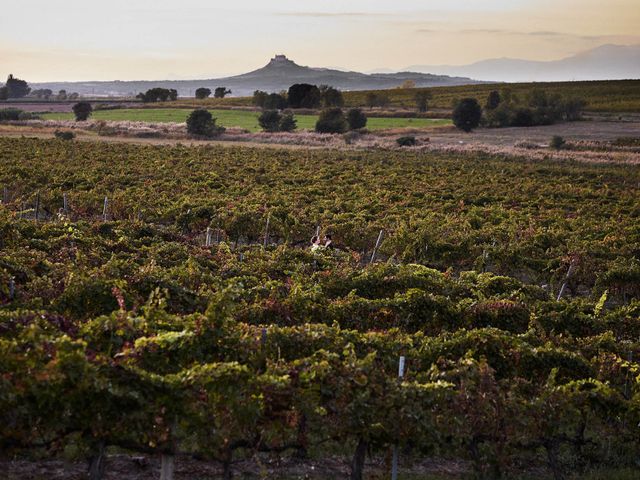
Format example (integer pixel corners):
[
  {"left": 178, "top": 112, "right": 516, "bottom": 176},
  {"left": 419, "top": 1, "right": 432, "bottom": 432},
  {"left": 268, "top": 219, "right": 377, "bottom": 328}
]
[
  {"left": 40, "top": 108, "right": 450, "bottom": 131},
  {"left": 1, "top": 136, "right": 640, "bottom": 479},
  {"left": 342, "top": 79, "right": 640, "bottom": 112},
  {"left": 163, "top": 79, "right": 640, "bottom": 113}
]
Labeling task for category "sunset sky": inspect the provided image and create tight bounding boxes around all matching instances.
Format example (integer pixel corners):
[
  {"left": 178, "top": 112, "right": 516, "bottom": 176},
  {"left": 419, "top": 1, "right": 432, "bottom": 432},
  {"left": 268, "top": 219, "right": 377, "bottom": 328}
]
[{"left": 2, "top": 0, "right": 639, "bottom": 81}]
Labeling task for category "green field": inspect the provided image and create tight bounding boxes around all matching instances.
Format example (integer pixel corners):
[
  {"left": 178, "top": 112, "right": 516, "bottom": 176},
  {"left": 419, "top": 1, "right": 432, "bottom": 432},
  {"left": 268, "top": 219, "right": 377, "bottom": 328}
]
[{"left": 42, "top": 108, "right": 451, "bottom": 132}]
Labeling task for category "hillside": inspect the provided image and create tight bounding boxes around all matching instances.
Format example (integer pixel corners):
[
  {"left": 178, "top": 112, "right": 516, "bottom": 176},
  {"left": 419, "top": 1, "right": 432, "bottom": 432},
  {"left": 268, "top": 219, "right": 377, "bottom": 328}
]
[
  {"left": 405, "top": 44, "right": 640, "bottom": 82},
  {"left": 341, "top": 79, "right": 640, "bottom": 112},
  {"left": 27, "top": 55, "right": 483, "bottom": 98}
]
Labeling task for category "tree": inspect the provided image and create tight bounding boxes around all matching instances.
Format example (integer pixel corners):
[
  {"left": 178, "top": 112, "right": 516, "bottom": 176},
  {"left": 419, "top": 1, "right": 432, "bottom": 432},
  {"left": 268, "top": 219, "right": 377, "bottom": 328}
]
[
  {"left": 346, "top": 108, "right": 367, "bottom": 130},
  {"left": 252, "top": 90, "right": 268, "bottom": 108},
  {"left": 32, "top": 89, "right": 53, "bottom": 99},
  {"left": 415, "top": 91, "right": 432, "bottom": 113},
  {"left": 263, "top": 93, "right": 288, "bottom": 110},
  {"left": 561, "top": 97, "right": 586, "bottom": 121},
  {"left": 214, "top": 87, "right": 231, "bottom": 99},
  {"left": 400, "top": 79, "right": 416, "bottom": 89},
  {"left": 186, "top": 109, "right": 225, "bottom": 137},
  {"left": 0, "top": 87, "right": 8, "bottom": 100},
  {"left": 364, "top": 92, "right": 390, "bottom": 109},
  {"left": 452, "top": 98, "right": 482, "bottom": 132},
  {"left": 288, "top": 84, "right": 321, "bottom": 109},
  {"left": 57, "top": 90, "right": 68, "bottom": 101},
  {"left": 137, "top": 88, "right": 178, "bottom": 103},
  {"left": 195, "top": 88, "right": 212, "bottom": 99},
  {"left": 4, "top": 74, "right": 30, "bottom": 98},
  {"left": 72, "top": 102, "right": 93, "bottom": 121},
  {"left": 486, "top": 91, "right": 501, "bottom": 111},
  {"left": 68, "top": 92, "right": 79, "bottom": 100},
  {"left": 319, "top": 85, "right": 344, "bottom": 108},
  {"left": 315, "top": 108, "right": 347, "bottom": 134}
]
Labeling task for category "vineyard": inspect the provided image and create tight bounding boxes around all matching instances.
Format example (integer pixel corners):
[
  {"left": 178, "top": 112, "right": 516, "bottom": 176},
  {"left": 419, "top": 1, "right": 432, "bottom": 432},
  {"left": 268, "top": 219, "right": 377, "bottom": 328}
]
[
  {"left": 1, "top": 137, "right": 640, "bottom": 479},
  {"left": 341, "top": 80, "right": 640, "bottom": 113},
  {"left": 166, "top": 79, "right": 640, "bottom": 114}
]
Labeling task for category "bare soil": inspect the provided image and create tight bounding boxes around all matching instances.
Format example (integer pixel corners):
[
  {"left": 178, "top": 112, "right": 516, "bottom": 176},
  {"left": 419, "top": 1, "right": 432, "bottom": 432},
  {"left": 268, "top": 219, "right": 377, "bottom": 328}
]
[
  {"left": 0, "top": 119, "right": 639, "bottom": 165},
  {"left": 1, "top": 454, "right": 470, "bottom": 480}
]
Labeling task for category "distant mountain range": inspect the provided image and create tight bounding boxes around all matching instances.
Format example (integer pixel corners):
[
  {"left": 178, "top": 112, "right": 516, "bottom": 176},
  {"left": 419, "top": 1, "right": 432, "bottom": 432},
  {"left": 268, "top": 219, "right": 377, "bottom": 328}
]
[
  {"left": 29, "top": 55, "right": 483, "bottom": 98},
  {"left": 403, "top": 44, "right": 640, "bottom": 82}
]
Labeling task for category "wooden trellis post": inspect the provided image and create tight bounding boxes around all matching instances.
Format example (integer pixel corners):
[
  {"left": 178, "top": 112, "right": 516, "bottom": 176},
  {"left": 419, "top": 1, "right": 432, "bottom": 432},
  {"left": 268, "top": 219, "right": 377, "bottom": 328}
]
[
  {"left": 264, "top": 213, "right": 271, "bottom": 248},
  {"left": 370, "top": 230, "right": 384, "bottom": 264},
  {"left": 557, "top": 260, "right": 576, "bottom": 301},
  {"left": 102, "top": 196, "right": 108, "bottom": 221},
  {"left": 391, "top": 356, "right": 406, "bottom": 480},
  {"left": 34, "top": 192, "right": 40, "bottom": 221},
  {"left": 63, "top": 192, "right": 69, "bottom": 215},
  {"left": 205, "top": 227, "right": 212, "bottom": 247}
]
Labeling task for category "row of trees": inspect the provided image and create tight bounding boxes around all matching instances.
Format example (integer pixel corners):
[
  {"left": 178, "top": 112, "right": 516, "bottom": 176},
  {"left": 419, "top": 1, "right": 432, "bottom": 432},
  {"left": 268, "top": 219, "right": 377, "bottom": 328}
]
[
  {"left": 195, "top": 87, "right": 231, "bottom": 99},
  {"left": 316, "top": 107, "right": 367, "bottom": 133},
  {"left": 183, "top": 105, "right": 368, "bottom": 137},
  {"left": 31, "top": 89, "right": 80, "bottom": 100},
  {"left": 253, "top": 84, "right": 345, "bottom": 110},
  {"left": 484, "top": 88, "right": 586, "bottom": 127},
  {"left": 257, "top": 107, "right": 367, "bottom": 134},
  {"left": 136, "top": 88, "right": 178, "bottom": 103},
  {"left": 0, "top": 75, "right": 82, "bottom": 101},
  {"left": 452, "top": 89, "right": 587, "bottom": 132}
]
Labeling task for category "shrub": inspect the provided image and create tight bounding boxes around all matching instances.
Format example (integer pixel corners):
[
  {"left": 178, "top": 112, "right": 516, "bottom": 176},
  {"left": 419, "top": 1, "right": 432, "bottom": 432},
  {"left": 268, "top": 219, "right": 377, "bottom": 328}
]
[
  {"left": 485, "top": 104, "right": 513, "bottom": 128},
  {"left": 72, "top": 102, "right": 93, "bottom": 121},
  {"left": 315, "top": 108, "right": 347, "bottom": 134},
  {"left": 346, "top": 108, "right": 367, "bottom": 130},
  {"left": 279, "top": 113, "right": 297, "bottom": 132},
  {"left": 511, "top": 108, "right": 534, "bottom": 127},
  {"left": 0, "top": 108, "right": 24, "bottom": 121},
  {"left": 54, "top": 130, "right": 75, "bottom": 141},
  {"left": 343, "top": 131, "right": 361, "bottom": 145},
  {"left": 258, "top": 110, "right": 297, "bottom": 132},
  {"left": 613, "top": 137, "right": 640, "bottom": 147},
  {"left": 452, "top": 98, "right": 482, "bottom": 132},
  {"left": 258, "top": 110, "right": 282, "bottom": 132},
  {"left": 186, "top": 109, "right": 225, "bottom": 137},
  {"left": 550, "top": 135, "right": 567, "bottom": 150},
  {"left": 562, "top": 97, "right": 586, "bottom": 121},
  {"left": 396, "top": 136, "right": 417, "bottom": 147}
]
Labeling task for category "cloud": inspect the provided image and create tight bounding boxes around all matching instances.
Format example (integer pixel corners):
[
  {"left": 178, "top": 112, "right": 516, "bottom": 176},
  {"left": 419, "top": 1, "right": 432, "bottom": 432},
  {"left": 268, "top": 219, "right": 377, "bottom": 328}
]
[
  {"left": 415, "top": 27, "right": 640, "bottom": 43},
  {"left": 276, "top": 12, "right": 381, "bottom": 18}
]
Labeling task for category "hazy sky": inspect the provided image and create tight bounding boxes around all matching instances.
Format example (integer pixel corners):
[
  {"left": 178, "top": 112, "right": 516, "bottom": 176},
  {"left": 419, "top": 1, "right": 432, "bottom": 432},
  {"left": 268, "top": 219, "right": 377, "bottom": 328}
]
[{"left": 2, "top": 0, "right": 639, "bottom": 81}]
